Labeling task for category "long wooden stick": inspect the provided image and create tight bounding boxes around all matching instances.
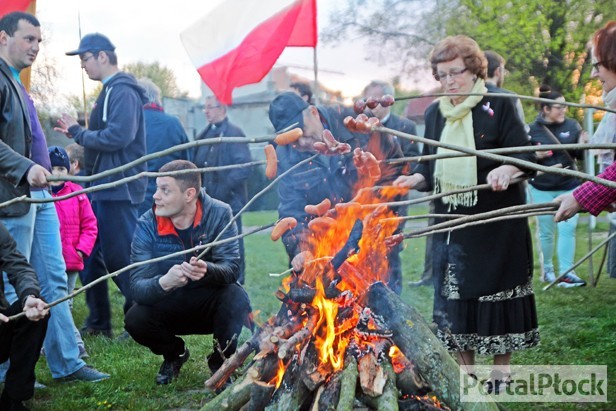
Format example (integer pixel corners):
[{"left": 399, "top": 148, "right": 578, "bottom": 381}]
[
  {"left": 0, "top": 162, "right": 266, "bottom": 210},
  {"left": 395, "top": 91, "right": 616, "bottom": 115},
  {"left": 6, "top": 223, "right": 274, "bottom": 322},
  {"left": 195, "top": 154, "right": 319, "bottom": 260},
  {"left": 375, "top": 125, "right": 616, "bottom": 189},
  {"left": 384, "top": 143, "right": 616, "bottom": 165},
  {"left": 543, "top": 231, "right": 616, "bottom": 291},
  {"left": 401, "top": 202, "right": 556, "bottom": 239}
]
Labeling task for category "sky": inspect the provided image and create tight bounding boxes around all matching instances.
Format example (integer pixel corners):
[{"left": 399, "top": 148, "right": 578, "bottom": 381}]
[{"left": 33, "top": 0, "right": 431, "bottom": 102}]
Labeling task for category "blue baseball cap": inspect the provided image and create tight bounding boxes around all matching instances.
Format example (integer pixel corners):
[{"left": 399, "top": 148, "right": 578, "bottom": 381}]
[
  {"left": 268, "top": 92, "right": 310, "bottom": 133},
  {"left": 66, "top": 33, "right": 115, "bottom": 56}
]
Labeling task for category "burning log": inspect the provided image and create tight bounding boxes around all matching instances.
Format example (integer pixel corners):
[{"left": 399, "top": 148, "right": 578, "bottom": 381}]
[
  {"left": 336, "top": 355, "right": 358, "bottom": 411},
  {"left": 358, "top": 351, "right": 386, "bottom": 397},
  {"left": 264, "top": 359, "right": 311, "bottom": 411},
  {"left": 365, "top": 282, "right": 499, "bottom": 411},
  {"left": 277, "top": 311, "right": 318, "bottom": 360},
  {"left": 300, "top": 343, "right": 330, "bottom": 391}
]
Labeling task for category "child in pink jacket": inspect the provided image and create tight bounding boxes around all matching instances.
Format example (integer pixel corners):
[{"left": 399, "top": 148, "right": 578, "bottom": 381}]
[{"left": 49, "top": 146, "right": 98, "bottom": 358}]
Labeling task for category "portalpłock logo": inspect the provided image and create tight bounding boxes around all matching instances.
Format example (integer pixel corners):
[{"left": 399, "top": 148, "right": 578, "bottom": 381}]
[{"left": 460, "top": 365, "right": 607, "bottom": 402}]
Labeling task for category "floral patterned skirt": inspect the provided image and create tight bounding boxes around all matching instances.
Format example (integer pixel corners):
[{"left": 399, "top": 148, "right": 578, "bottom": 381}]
[{"left": 433, "top": 279, "right": 540, "bottom": 355}]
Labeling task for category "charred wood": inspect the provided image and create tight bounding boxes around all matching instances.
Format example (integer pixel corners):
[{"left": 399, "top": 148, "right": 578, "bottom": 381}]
[
  {"left": 264, "top": 360, "right": 311, "bottom": 411},
  {"left": 277, "top": 311, "right": 318, "bottom": 360},
  {"left": 398, "top": 395, "right": 446, "bottom": 411},
  {"left": 365, "top": 282, "right": 499, "bottom": 411},
  {"left": 300, "top": 343, "right": 330, "bottom": 392},
  {"left": 316, "top": 372, "right": 342, "bottom": 411},
  {"left": 200, "top": 370, "right": 253, "bottom": 411}
]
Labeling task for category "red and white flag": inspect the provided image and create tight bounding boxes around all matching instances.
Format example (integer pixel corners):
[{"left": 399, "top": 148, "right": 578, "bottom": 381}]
[
  {"left": 0, "top": 0, "right": 32, "bottom": 17},
  {"left": 180, "top": 0, "right": 317, "bottom": 105}
]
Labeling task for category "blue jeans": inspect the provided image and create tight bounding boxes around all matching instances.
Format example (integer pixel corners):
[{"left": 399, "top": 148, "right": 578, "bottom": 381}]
[
  {"left": 1, "top": 190, "right": 85, "bottom": 378},
  {"left": 79, "top": 200, "right": 136, "bottom": 332},
  {"left": 528, "top": 186, "right": 579, "bottom": 274}
]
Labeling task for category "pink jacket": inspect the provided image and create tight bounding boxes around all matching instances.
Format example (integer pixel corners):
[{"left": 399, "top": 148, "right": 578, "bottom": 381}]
[{"left": 51, "top": 181, "right": 98, "bottom": 271}]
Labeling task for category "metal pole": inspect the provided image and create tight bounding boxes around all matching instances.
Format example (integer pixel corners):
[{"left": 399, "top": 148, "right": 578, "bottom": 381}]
[{"left": 584, "top": 108, "right": 596, "bottom": 285}]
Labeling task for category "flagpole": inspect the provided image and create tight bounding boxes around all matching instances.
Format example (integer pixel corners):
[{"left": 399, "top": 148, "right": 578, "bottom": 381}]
[
  {"left": 77, "top": 9, "right": 88, "bottom": 128},
  {"left": 19, "top": 0, "right": 36, "bottom": 91},
  {"left": 312, "top": 46, "right": 319, "bottom": 105}
]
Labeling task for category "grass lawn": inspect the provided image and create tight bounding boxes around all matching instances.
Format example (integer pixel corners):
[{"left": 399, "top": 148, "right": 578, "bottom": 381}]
[{"left": 27, "top": 209, "right": 615, "bottom": 410}]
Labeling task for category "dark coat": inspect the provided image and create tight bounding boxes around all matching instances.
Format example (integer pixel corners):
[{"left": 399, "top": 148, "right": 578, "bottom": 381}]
[
  {"left": 130, "top": 190, "right": 241, "bottom": 306},
  {"left": 528, "top": 115, "right": 583, "bottom": 191},
  {"left": 416, "top": 94, "right": 536, "bottom": 298},
  {"left": 139, "top": 107, "right": 191, "bottom": 215},
  {"left": 276, "top": 105, "right": 405, "bottom": 258},
  {"left": 193, "top": 117, "right": 251, "bottom": 214},
  {"left": 0, "top": 58, "right": 35, "bottom": 217},
  {"left": 381, "top": 113, "right": 420, "bottom": 158},
  {"left": 0, "top": 222, "right": 41, "bottom": 312},
  {"left": 68, "top": 72, "right": 148, "bottom": 204}
]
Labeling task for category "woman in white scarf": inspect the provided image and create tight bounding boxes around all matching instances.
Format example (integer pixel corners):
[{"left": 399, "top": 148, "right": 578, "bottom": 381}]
[{"left": 394, "top": 35, "right": 538, "bottom": 389}]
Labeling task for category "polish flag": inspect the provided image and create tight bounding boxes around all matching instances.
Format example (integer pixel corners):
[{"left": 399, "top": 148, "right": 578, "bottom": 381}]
[
  {"left": 0, "top": 0, "right": 32, "bottom": 16},
  {"left": 181, "top": 0, "right": 317, "bottom": 105}
]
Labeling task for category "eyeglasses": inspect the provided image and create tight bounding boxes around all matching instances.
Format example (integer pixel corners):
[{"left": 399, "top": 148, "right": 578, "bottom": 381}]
[
  {"left": 550, "top": 104, "right": 567, "bottom": 110},
  {"left": 80, "top": 54, "right": 97, "bottom": 64},
  {"left": 592, "top": 60, "right": 607, "bottom": 71},
  {"left": 435, "top": 67, "right": 468, "bottom": 82}
]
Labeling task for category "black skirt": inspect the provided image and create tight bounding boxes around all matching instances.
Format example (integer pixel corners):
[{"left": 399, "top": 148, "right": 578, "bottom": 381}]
[{"left": 433, "top": 279, "right": 540, "bottom": 355}]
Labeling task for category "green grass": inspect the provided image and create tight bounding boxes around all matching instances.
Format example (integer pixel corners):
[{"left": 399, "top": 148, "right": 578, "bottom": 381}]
[{"left": 27, "top": 210, "right": 616, "bottom": 410}]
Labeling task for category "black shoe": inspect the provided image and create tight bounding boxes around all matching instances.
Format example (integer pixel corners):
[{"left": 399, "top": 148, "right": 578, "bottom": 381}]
[
  {"left": 156, "top": 348, "right": 190, "bottom": 385},
  {"left": 80, "top": 326, "right": 112, "bottom": 338},
  {"left": 0, "top": 390, "right": 29, "bottom": 411}
]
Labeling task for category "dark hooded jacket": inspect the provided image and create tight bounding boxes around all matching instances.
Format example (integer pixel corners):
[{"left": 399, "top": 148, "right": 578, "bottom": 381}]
[
  {"left": 129, "top": 189, "right": 241, "bottom": 306},
  {"left": 68, "top": 72, "right": 148, "bottom": 204}
]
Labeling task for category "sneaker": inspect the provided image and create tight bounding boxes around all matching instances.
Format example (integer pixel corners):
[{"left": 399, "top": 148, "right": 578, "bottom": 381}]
[
  {"left": 34, "top": 380, "right": 47, "bottom": 389},
  {"left": 543, "top": 268, "right": 556, "bottom": 283},
  {"left": 156, "top": 348, "right": 190, "bottom": 385},
  {"left": 557, "top": 272, "right": 586, "bottom": 288},
  {"left": 58, "top": 365, "right": 110, "bottom": 383}
]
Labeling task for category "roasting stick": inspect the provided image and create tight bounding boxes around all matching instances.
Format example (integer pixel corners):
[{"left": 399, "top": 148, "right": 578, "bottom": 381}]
[
  {"left": 195, "top": 154, "right": 320, "bottom": 261},
  {"left": 384, "top": 143, "right": 616, "bottom": 165},
  {"left": 47, "top": 122, "right": 299, "bottom": 185},
  {"left": 0, "top": 162, "right": 266, "bottom": 210},
  {"left": 375, "top": 125, "right": 616, "bottom": 189},
  {"left": 398, "top": 202, "right": 557, "bottom": 239},
  {"left": 269, "top": 257, "right": 332, "bottom": 277},
  {"left": 396, "top": 91, "right": 616, "bottom": 115},
  {"left": 543, "top": 231, "right": 616, "bottom": 291},
  {"left": 6, "top": 223, "right": 274, "bottom": 323}
]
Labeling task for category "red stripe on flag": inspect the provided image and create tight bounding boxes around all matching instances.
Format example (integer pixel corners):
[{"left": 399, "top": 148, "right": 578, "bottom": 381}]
[
  {"left": 288, "top": 0, "right": 317, "bottom": 47},
  {"left": 197, "top": 1, "right": 305, "bottom": 105},
  {"left": 0, "top": 0, "right": 31, "bottom": 17}
]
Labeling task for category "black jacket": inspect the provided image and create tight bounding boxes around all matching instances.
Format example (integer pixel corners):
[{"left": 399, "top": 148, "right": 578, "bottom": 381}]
[
  {"left": 0, "top": 58, "right": 35, "bottom": 217},
  {"left": 192, "top": 117, "right": 251, "bottom": 214},
  {"left": 0, "top": 222, "right": 41, "bottom": 312},
  {"left": 528, "top": 115, "right": 583, "bottom": 191},
  {"left": 130, "top": 190, "right": 241, "bottom": 306},
  {"left": 381, "top": 113, "right": 420, "bottom": 158}
]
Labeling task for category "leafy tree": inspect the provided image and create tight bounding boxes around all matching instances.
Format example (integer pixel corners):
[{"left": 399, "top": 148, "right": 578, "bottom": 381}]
[{"left": 122, "top": 61, "right": 188, "bottom": 98}]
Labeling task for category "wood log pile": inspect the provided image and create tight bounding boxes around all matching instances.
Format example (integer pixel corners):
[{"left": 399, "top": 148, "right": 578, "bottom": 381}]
[{"left": 200, "top": 182, "right": 501, "bottom": 411}]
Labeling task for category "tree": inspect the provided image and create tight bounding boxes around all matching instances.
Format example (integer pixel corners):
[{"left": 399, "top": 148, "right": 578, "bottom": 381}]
[
  {"left": 122, "top": 61, "right": 188, "bottom": 98},
  {"left": 448, "top": 0, "right": 616, "bottom": 105}
]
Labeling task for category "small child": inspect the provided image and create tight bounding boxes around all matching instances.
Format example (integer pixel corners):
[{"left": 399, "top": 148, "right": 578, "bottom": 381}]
[{"left": 48, "top": 146, "right": 98, "bottom": 358}]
